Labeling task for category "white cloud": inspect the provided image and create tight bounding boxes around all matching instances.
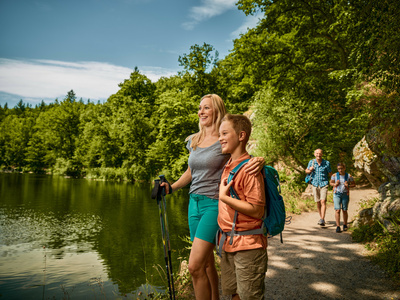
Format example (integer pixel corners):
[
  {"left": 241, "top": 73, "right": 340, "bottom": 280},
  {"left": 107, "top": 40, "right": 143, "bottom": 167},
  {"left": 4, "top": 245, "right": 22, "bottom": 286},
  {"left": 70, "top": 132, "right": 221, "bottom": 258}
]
[
  {"left": 0, "top": 58, "right": 178, "bottom": 104},
  {"left": 139, "top": 66, "right": 178, "bottom": 81},
  {"left": 183, "top": 0, "right": 237, "bottom": 30}
]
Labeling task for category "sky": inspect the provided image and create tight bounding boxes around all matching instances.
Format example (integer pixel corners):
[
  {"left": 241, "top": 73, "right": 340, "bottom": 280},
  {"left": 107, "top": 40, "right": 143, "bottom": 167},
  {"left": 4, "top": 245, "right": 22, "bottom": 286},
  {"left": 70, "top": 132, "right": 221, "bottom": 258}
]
[{"left": 0, "top": 0, "right": 261, "bottom": 108}]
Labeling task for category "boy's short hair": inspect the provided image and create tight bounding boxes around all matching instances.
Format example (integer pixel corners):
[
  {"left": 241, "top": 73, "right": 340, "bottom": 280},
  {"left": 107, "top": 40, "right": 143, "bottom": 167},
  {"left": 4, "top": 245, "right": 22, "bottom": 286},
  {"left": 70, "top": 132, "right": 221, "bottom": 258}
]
[
  {"left": 221, "top": 114, "right": 252, "bottom": 144},
  {"left": 337, "top": 162, "right": 346, "bottom": 168}
]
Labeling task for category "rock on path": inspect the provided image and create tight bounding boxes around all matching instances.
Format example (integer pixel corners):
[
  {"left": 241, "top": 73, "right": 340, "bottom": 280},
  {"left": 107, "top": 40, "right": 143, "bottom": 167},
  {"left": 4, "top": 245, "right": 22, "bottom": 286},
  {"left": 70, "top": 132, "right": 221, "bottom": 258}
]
[{"left": 263, "top": 187, "right": 400, "bottom": 300}]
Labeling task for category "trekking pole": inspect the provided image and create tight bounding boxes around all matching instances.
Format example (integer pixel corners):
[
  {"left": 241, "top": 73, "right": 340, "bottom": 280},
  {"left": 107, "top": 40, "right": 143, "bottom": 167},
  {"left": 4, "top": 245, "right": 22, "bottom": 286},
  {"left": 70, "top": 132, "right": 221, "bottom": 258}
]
[
  {"left": 151, "top": 177, "right": 175, "bottom": 300},
  {"left": 152, "top": 178, "right": 173, "bottom": 299},
  {"left": 159, "top": 175, "right": 176, "bottom": 300}
]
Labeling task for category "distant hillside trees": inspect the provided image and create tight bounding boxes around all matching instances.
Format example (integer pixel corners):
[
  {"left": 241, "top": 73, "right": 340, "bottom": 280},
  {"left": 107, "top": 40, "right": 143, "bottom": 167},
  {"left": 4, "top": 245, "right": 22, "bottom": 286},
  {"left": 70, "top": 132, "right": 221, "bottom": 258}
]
[{"left": 0, "top": 1, "right": 399, "bottom": 182}]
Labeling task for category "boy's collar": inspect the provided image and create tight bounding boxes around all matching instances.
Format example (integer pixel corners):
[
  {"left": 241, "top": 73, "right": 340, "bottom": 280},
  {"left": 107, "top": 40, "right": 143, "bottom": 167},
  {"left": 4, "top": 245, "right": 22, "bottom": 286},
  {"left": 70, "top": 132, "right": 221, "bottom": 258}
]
[
  {"left": 225, "top": 152, "right": 250, "bottom": 170},
  {"left": 230, "top": 148, "right": 248, "bottom": 162}
]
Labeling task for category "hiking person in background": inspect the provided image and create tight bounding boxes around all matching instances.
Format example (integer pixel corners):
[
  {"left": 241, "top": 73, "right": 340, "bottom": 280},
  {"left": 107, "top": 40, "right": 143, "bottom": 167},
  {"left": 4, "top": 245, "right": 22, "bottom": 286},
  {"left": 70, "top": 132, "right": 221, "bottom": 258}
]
[
  {"left": 160, "top": 94, "right": 264, "bottom": 300},
  {"left": 330, "top": 163, "right": 356, "bottom": 233},
  {"left": 306, "top": 149, "right": 332, "bottom": 226},
  {"left": 218, "top": 114, "right": 268, "bottom": 300}
]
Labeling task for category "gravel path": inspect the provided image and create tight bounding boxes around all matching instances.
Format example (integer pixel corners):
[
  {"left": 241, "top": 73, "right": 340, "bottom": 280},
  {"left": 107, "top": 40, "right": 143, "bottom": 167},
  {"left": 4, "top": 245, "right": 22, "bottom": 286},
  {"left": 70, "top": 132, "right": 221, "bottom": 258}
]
[{"left": 262, "top": 187, "right": 400, "bottom": 299}]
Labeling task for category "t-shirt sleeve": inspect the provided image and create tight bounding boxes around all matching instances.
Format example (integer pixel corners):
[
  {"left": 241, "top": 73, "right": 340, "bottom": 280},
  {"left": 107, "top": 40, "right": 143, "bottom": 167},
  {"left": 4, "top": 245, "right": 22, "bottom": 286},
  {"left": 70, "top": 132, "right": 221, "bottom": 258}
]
[
  {"left": 186, "top": 139, "right": 192, "bottom": 152},
  {"left": 242, "top": 173, "right": 265, "bottom": 206},
  {"left": 331, "top": 174, "right": 336, "bottom": 181}
]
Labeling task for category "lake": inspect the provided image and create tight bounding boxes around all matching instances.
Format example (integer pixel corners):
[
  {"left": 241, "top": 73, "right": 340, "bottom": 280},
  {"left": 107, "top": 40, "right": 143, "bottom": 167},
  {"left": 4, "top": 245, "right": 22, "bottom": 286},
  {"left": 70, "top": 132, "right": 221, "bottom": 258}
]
[{"left": 0, "top": 173, "right": 190, "bottom": 299}]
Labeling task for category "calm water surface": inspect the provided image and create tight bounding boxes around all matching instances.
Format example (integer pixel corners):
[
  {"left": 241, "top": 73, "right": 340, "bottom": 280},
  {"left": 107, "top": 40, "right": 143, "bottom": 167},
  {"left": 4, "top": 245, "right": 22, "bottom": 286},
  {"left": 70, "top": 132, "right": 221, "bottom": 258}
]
[{"left": 0, "top": 173, "right": 190, "bottom": 299}]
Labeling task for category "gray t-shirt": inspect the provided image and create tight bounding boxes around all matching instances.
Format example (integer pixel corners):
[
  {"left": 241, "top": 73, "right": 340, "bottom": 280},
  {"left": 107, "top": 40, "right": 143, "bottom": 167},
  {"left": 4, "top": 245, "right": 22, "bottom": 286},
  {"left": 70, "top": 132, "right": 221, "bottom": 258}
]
[{"left": 186, "top": 139, "right": 230, "bottom": 199}]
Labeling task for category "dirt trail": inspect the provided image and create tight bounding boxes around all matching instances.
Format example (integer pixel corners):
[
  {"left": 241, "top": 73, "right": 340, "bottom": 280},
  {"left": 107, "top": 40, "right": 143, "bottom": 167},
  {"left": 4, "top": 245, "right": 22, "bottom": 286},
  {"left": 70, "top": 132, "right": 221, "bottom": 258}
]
[{"left": 262, "top": 187, "right": 400, "bottom": 299}]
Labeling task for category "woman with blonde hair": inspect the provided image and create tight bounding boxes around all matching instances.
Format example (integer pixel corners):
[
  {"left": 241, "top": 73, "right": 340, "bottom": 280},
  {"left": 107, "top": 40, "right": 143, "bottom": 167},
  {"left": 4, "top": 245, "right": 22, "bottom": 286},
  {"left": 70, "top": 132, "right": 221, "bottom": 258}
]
[{"left": 162, "top": 94, "right": 264, "bottom": 299}]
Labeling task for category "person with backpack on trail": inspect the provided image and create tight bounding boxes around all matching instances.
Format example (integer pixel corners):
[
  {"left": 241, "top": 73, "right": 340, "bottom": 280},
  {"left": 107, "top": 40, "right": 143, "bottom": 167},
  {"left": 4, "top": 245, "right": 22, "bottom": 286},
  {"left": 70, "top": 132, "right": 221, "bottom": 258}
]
[
  {"left": 330, "top": 163, "right": 356, "bottom": 233},
  {"left": 218, "top": 114, "right": 268, "bottom": 300},
  {"left": 160, "top": 94, "right": 264, "bottom": 300},
  {"left": 306, "top": 149, "right": 332, "bottom": 226}
]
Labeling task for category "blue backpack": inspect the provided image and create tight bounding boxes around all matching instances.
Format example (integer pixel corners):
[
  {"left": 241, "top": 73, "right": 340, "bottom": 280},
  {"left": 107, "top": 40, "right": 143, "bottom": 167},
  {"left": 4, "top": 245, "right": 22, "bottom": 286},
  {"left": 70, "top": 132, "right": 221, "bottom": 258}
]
[
  {"left": 216, "top": 160, "right": 291, "bottom": 256},
  {"left": 305, "top": 159, "right": 316, "bottom": 183}
]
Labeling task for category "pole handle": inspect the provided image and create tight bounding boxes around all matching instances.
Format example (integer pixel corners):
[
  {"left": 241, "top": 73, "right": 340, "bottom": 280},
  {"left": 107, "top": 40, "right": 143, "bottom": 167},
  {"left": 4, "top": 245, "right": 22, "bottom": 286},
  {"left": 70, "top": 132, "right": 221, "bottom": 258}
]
[
  {"left": 151, "top": 179, "right": 160, "bottom": 199},
  {"left": 159, "top": 175, "right": 167, "bottom": 196}
]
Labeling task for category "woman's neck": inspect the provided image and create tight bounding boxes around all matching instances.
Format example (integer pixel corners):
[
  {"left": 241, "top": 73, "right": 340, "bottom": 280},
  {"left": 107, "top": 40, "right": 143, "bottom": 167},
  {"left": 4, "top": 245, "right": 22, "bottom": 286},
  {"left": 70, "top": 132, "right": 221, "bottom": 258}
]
[
  {"left": 204, "top": 126, "right": 218, "bottom": 139},
  {"left": 204, "top": 124, "right": 218, "bottom": 137},
  {"left": 198, "top": 125, "right": 219, "bottom": 147}
]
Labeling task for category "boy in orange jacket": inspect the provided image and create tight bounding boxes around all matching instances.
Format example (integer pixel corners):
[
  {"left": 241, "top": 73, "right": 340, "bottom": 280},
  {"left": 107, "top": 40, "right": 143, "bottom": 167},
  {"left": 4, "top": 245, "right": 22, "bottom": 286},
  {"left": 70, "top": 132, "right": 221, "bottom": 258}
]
[{"left": 218, "top": 114, "right": 268, "bottom": 300}]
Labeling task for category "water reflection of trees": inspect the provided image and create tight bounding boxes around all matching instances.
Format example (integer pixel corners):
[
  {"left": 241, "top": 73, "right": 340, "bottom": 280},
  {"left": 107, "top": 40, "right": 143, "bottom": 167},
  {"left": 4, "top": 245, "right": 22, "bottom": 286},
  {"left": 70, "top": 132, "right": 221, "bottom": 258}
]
[
  {"left": 0, "top": 208, "right": 103, "bottom": 257},
  {"left": 93, "top": 182, "right": 190, "bottom": 293},
  {"left": 0, "top": 174, "right": 190, "bottom": 294}
]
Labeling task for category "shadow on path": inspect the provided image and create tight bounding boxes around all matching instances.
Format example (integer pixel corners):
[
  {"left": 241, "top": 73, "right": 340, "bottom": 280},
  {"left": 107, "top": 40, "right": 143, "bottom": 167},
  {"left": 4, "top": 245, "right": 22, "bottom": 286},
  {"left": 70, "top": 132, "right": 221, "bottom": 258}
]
[{"left": 264, "top": 188, "right": 400, "bottom": 300}]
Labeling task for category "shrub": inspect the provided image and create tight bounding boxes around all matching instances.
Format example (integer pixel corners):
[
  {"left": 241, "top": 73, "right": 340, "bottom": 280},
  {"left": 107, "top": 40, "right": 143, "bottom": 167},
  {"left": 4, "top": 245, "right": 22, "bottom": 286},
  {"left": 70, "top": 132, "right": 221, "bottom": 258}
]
[{"left": 352, "top": 211, "right": 400, "bottom": 281}]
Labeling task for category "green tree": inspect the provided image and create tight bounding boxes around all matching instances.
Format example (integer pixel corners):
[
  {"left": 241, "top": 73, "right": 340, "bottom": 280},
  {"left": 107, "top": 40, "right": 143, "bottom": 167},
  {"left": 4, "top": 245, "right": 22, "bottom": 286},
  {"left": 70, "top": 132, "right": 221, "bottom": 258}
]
[
  {"left": 0, "top": 103, "right": 8, "bottom": 124},
  {"left": 0, "top": 115, "right": 31, "bottom": 167},
  {"left": 230, "top": 0, "right": 398, "bottom": 171},
  {"left": 66, "top": 89, "right": 77, "bottom": 102},
  {"left": 345, "top": 0, "right": 400, "bottom": 157},
  {"left": 178, "top": 43, "right": 219, "bottom": 96},
  {"left": 146, "top": 89, "right": 198, "bottom": 180},
  {"left": 252, "top": 82, "right": 359, "bottom": 171},
  {"left": 75, "top": 102, "right": 119, "bottom": 168},
  {"left": 13, "top": 100, "right": 27, "bottom": 115},
  {"left": 76, "top": 69, "right": 157, "bottom": 180},
  {"left": 0, "top": 103, "right": 37, "bottom": 168},
  {"left": 25, "top": 92, "right": 85, "bottom": 173}
]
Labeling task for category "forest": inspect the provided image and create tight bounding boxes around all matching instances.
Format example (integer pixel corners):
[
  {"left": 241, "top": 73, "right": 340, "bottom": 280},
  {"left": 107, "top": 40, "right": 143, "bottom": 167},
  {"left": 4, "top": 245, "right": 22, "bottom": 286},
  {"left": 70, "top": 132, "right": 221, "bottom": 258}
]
[{"left": 1, "top": 0, "right": 399, "bottom": 184}]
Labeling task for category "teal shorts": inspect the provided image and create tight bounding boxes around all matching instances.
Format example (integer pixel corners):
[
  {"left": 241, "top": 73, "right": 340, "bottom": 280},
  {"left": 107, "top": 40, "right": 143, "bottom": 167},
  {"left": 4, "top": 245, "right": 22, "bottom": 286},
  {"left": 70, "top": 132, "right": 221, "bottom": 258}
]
[{"left": 188, "top": 193, "right": 219, "bottom": 244}]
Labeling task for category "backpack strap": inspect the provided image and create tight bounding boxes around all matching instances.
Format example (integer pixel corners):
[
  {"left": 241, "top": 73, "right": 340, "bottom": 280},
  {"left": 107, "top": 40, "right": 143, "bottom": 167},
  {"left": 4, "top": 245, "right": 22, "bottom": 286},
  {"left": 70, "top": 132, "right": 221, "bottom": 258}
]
[
  {"left": 335, "top": 172, "right": 350, "bottom": 194},
  {"left": 216, "top": 159, "right": 249, "bottom": 257},
  {"left": 334, "top": 172, "right": 340, "bottom": 193},
  {"left": 217, "top": 159, "right": 265, "bottom": 252},
  {"left": 227, "top": 159, "right": 250, "bottom": 245},
  {"left": 309, "top": 159, "right": 316, "bottom": 183},
  {"left": 216, "top": 226, "right": 266, "bottom": 257}
]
